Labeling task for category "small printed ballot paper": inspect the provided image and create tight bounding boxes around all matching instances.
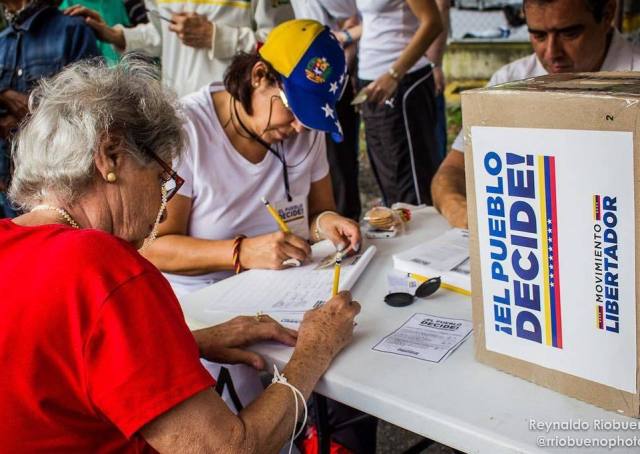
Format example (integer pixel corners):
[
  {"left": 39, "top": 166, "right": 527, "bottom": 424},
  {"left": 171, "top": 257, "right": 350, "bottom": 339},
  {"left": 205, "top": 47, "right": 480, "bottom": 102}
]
[
  {"left": 373, "top": 313, "right": 472, "bottom": 363},
  {"left": 463, "top": 72, "right": 640, "bottom": 416}
]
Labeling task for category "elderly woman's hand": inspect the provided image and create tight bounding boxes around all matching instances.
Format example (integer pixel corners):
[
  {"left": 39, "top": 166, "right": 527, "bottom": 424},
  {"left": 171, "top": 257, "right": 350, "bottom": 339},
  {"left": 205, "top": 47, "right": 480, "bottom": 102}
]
[
  {"left": 317, "top": 212, "right": 362, "bottom": 254},
  {"left": 295, "top": 291, "right": 361, "bottom": 362},
  {"left": 192, "top": 315, "right": 298, "bottom": 370},
  {"left": 239, "top": 231, "right": 312, "bottom": 269}
]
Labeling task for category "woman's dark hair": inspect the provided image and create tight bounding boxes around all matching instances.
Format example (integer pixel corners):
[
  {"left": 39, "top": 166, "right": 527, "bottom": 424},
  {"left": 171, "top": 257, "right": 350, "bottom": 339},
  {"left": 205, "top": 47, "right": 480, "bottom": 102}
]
[{"left": 223, "top": 51, "right": 280, "bottom": 115}]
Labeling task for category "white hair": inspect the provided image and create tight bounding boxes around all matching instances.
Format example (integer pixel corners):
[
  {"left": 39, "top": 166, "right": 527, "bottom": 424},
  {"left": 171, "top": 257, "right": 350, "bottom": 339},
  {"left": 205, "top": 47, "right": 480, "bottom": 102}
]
[{"left": 9, "top": 54, "right": 186, "bottom": 211}]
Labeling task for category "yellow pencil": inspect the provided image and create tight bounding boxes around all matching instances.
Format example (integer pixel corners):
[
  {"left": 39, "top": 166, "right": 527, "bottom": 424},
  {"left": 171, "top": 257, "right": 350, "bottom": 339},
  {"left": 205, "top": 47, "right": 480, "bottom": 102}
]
[
  {"left": 332, "top": 253, "right": 342, "bottom": 297},
  {"left": 261, "top": 196, "right": 291, "bottom": 234}
]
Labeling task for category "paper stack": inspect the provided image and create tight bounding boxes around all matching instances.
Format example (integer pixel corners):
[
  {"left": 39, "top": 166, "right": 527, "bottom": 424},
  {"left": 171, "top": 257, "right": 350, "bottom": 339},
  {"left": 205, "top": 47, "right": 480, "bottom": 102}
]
[{"left": 392, "top": 229, "right": 471, "bottom": 296}]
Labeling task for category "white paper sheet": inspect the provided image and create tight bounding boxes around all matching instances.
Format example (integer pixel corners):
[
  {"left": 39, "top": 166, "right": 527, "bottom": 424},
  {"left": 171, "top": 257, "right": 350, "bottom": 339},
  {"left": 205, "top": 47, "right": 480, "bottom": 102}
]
[
  {"left": 204, "top": 241, "right": 377, "bottom": 314},
  {"left": 373, "top": 313, "right": 473, "bottom": 363},
  {"left": 394, "top": 228, "right": 469, "bottom": 272}
]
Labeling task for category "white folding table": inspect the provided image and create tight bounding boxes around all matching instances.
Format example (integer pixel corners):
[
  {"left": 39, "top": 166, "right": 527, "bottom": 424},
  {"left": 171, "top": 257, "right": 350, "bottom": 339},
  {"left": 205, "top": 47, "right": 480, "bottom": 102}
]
[{"left": 180, "top": 208, "right": 640, "bottom": 454}]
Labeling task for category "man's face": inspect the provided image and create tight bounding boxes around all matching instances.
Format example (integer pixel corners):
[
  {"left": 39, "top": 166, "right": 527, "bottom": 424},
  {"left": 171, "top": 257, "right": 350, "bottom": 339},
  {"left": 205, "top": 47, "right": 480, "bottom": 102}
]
[{"left": 526, "top": 0, "right": 615, "bottom": 74}]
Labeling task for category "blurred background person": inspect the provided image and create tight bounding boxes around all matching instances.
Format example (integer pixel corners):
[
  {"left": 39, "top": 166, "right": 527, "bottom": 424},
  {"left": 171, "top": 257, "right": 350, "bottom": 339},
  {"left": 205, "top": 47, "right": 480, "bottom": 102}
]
[
  {"left": 0, "top": 0, "right": 100, "bottom": 218},
  {"left": 66, "top": 0, "right": 294, "bottom": 96},
  {"left": 431, "top": 0, "right": 639, "bottom": 229},
  {"left": 61, "top": 0, "right": 130, "bottom": 65},
  {"left": 357, "top": 0, "right": 442, "bottom": 207}
]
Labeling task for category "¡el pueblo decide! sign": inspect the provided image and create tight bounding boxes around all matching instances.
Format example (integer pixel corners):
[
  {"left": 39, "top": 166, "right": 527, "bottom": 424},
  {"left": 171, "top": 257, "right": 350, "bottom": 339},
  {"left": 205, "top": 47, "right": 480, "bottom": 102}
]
[{"left": 472, "top": 126, "right": 636, "bottom": 394}]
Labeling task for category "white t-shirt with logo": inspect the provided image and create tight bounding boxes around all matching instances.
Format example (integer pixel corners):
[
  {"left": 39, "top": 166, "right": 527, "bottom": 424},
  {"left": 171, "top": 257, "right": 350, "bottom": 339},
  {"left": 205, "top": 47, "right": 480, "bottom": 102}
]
[{"left": 167, "top": 83, "right": 329, "bottom": 296}]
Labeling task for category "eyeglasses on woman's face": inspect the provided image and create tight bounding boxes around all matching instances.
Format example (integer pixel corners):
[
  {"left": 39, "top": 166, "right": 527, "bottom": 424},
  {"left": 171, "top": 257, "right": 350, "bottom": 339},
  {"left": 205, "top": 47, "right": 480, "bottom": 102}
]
[{"left": 147, "top": 152, "right": 184, "bottom": 201}]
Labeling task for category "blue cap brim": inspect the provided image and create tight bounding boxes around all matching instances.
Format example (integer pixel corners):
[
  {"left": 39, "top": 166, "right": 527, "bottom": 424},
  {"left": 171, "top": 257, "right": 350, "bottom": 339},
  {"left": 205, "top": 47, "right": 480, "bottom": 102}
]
[{"left": 282, "top": 78, "right": 344, "bottom": 143}]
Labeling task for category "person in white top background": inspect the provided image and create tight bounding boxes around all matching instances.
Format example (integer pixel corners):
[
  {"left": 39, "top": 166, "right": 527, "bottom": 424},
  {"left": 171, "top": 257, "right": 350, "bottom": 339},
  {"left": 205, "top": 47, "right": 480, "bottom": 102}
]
[
  {"left": 65, "top": 0, "right": 294, "bottom": 96},
  {"left": 356, "top": 0, "right": 443, "bottom": 207},
  {"left": 431, "top": 0, "right": 640, "bottom": 229}
]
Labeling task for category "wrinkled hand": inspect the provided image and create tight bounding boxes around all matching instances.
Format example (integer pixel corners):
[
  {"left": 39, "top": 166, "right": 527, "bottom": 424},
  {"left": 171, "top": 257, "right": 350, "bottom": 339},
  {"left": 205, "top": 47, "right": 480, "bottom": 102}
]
[
  {"left": 0, "top": 113, "right": 19, "bottom": 140},
  {"left": 317, "top": 212, "right": 361, "bottom": 253},
  {"left": 296, "top": 291, "right": 361, "bottom": 362},
  {"left": 240, "top": 231, "right": 312, "bottom": 270},
  {"left": 64, "top": 5, "right": 125, "bottom": 49},
  {"left": 0, "top": 89, "right": 28, "bottom": 120},
  {"left": 442, "top": 195, "right": 468, "bottom": 229},
  {"left": 169, "top": 13, "right": 213, "bottom": 49},
  {"left": 193, "top": 315, "right": 298, "bottom": 370},
  {"left": 365, "top": 73, "right": 399, "bottom": 105},
  {"left": 433, "top": 66, "right": 445, "bottom": 96}
]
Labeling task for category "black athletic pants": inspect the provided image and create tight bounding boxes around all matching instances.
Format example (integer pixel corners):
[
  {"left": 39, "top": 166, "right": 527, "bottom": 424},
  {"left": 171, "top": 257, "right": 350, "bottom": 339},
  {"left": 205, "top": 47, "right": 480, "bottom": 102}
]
[
  {"left": 326, "top": 79, "right": 361, "bottom": 221},
  {"left": 360, "top": 66, "right": 438, "bottom": 206}
]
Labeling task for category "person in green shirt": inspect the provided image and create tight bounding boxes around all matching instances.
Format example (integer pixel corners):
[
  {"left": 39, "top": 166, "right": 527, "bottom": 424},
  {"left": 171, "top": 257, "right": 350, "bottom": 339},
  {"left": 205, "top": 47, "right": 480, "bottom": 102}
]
[{"left": 60, "top": 0, "right": 129, "bottom": 64}]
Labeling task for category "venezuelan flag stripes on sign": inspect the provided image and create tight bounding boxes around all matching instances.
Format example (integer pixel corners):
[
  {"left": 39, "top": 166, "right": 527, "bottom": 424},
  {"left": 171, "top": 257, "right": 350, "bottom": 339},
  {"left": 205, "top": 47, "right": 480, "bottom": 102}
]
[{"left": 538, "top": 155, "right": 563, "bottom": 348}]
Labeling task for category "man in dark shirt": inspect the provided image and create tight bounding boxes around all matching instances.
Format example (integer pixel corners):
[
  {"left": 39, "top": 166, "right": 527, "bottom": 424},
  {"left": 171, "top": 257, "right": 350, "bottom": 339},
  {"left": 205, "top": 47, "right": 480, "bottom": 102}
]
[{"left": 0, "top": 0, "right": 100, "bottom": 217}]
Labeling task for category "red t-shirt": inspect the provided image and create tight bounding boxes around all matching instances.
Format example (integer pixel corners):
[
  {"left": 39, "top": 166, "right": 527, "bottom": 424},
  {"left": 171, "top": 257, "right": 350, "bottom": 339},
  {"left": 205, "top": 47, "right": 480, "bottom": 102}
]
[{"left": 0, "top": 220, "right": 215, "bottom": 452}]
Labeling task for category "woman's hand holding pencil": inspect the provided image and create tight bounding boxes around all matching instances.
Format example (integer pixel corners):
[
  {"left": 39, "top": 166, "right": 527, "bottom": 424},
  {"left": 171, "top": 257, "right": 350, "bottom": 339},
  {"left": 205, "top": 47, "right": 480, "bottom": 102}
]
[
  {"left": 238, "top": 231, "right": 311, "bottom": 270},
  {"left": 256, "top": 196, "right": 310, "bottom": 267}
]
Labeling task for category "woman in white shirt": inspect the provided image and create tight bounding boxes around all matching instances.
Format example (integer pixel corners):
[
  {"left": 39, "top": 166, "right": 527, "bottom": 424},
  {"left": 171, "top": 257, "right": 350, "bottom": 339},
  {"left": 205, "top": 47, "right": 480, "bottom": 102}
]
[
  {"left": 143, "top": 19, "right": 361, "bottom": 297},
  {"left": 357, "top": 0, "right": 443, "bottom": 206}
]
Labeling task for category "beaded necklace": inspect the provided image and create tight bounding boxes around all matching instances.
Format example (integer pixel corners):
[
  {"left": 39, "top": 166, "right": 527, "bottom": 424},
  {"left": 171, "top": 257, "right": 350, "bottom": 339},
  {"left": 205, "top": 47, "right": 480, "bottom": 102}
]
[{"left": 31, "top": 205, "right": 81, "bottom": 229}]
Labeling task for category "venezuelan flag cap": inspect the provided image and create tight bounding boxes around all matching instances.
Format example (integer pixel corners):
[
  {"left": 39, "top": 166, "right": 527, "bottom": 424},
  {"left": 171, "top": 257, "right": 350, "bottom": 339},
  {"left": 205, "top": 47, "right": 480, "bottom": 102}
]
[{"left": 259, "top": 19, "right": 347, "bottom": 143}]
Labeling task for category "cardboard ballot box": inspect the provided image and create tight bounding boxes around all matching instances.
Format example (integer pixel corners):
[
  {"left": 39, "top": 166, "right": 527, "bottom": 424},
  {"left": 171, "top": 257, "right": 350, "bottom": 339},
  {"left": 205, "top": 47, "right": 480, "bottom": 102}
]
[{"left": 463, "top": 72, "right": 640, "bottom": 417}]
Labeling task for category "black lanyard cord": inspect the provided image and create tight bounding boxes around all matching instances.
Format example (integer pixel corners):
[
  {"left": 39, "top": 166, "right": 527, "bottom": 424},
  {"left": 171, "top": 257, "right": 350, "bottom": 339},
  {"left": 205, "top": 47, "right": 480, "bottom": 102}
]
[{"left": 232, "top": 99, "right": 292, "bottom": 201}]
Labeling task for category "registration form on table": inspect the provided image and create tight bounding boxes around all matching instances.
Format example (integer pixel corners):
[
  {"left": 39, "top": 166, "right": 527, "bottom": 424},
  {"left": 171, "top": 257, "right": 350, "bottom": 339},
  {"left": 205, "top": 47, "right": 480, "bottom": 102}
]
[
  {"left": 373, "top": 313, "right": 473, "bottom": 363},
  {"left": 203, "top": 240, "right": 377, "bottom": 314}
]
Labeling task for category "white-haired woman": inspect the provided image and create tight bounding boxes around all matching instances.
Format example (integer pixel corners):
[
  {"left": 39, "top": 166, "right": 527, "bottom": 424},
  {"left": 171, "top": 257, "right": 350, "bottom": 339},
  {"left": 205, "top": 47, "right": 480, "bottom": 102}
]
[{"left": 0, "top": 57, "right": 359, "bottom": 453}]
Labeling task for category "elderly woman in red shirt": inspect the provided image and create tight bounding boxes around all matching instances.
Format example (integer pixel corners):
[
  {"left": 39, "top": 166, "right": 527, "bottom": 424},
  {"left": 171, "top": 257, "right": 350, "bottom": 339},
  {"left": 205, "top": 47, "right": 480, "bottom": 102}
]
[{"left": 0, "top": 56, "right": 359, "bottom": 453}]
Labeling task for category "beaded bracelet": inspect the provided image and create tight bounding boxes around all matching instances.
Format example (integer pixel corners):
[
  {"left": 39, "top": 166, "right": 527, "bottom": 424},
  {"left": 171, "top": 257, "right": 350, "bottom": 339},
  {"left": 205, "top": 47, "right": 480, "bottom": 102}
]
[{"left": 232, "top": 235, "right": 246, "bottom": 274}]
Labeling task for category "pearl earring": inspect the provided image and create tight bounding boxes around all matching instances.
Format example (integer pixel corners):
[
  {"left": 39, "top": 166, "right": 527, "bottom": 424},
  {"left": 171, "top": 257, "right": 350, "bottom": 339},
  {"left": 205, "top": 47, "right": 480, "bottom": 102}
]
[{"left": 106, "top": 172, "right": 117, "bottom": 183}]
